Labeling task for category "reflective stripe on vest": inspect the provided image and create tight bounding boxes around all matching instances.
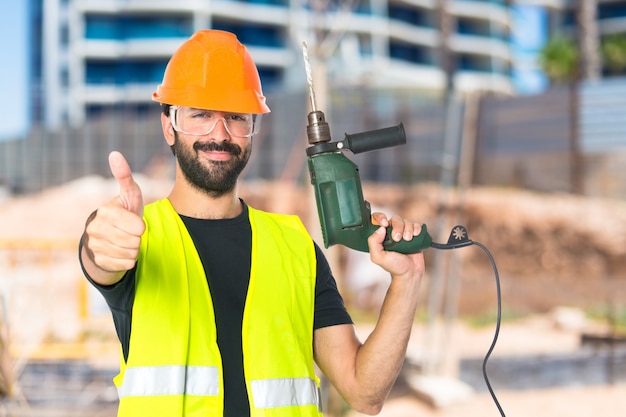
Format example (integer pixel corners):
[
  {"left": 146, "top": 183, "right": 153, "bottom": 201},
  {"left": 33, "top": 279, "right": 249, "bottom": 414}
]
[
  {"left": 118, "top": 365, "right": 219, "bottom": 398},
  {"left": 251, "top": 377, "right": 320, "bottom": 409},
  {"left": 118, "top": 366, "right": 320, "bottom": 411}
]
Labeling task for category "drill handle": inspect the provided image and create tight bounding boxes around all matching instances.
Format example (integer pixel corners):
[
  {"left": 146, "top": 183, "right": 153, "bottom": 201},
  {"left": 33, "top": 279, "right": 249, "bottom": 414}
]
[
  {"left": 367, "top": 222, "right": 432, "bottom": 254},
  {"left": 344, "top": 124, "right": 406, "bottom": 154}
]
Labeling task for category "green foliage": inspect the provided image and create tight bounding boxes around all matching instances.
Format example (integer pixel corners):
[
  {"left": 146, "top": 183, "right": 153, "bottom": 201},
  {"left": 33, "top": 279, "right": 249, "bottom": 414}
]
[
  {"left": 588, "top": 305, "right": 626, "bottom": 336},
  {"left": 538, "top": 36, "right": 578, "bottom": 83},
  {"left": 539, "top": 34, "right": 626, "bottom": 80},
  {"left": 601, "top": 34, "right": 626, "bottom": 74},
  {"left": 462, "top": 308, "right": 526, "bottom": 328}
]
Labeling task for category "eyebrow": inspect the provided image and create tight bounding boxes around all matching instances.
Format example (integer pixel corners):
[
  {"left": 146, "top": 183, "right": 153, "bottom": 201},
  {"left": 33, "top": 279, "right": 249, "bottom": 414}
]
[{"left": 187, "top": 108, "right": 251, "bottom": 118}]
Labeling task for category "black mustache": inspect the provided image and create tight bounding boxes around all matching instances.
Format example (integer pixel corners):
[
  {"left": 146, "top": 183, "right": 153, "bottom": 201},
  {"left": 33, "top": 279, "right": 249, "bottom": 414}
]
[{"left": 194, "top": 141, "right": 242, "bottom": 156}]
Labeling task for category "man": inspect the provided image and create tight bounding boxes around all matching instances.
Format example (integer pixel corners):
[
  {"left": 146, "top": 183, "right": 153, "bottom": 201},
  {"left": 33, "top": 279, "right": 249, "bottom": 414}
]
[{"left": 79, "top": 30, "right": 425, "bottom": 417}]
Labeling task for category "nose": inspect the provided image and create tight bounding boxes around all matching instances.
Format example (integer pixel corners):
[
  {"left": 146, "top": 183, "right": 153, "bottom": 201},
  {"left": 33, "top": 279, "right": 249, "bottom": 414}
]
[{"left": 209, "top": 118, "right": 230, "bottom": 140}]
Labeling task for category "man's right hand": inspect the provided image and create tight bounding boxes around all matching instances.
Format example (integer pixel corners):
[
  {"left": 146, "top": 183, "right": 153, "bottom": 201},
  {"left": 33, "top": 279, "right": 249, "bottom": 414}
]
[{"left": 81, "top": 151, "right": 146, "bottom": 285}]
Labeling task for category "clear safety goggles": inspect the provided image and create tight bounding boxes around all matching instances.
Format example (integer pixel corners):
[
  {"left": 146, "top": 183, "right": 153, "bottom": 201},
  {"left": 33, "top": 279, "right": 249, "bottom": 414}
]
[{"left": 170, "top": 106, "right": 261, "bottom": 138}]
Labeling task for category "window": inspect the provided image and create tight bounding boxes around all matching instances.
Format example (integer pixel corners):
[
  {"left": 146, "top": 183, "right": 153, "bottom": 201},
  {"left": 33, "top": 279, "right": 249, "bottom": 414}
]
[
  {"left": 389, "top": 41, "right": 433, "bottom": 65},
  {"left": 388, "top": 4, "right": 434, "bottom": 28},
  {"left": 212, "top": 20, "right": 285, "bottom": 48},
  {"left": 86, "top": 60, "right": 169, "bottom": 85},
  {"left": 85, "top": 15, "right": 192, "bottom": 40}
]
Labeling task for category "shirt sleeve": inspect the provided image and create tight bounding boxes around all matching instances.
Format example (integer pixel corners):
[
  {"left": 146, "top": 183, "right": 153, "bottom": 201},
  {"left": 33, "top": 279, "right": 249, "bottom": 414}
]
[
  {"left": 313, "top": 243, "right": 353, "bottom": 330},
  {"left": 78, "top": 239, "right": 135, "bottom": 361}
]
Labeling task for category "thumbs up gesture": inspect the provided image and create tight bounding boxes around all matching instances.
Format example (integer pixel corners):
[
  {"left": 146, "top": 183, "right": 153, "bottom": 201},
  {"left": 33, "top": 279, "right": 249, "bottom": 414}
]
[
  {"left": 80, "top": 152, "right": 146, "bottom": 285},
  {"left": 108, "top": 151, "right": 144, "bottom": 217}
]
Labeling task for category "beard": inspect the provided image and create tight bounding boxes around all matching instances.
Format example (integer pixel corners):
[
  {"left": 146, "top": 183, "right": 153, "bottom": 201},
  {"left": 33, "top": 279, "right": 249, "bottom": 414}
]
[{"left": 172, "top": 132, "right": 251, "bottom": 197}]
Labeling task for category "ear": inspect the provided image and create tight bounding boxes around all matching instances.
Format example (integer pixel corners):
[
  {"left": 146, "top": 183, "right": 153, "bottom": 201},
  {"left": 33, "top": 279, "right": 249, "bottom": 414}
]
[{"left": 161, "top": 112, "right": 176, "bottom": 147}]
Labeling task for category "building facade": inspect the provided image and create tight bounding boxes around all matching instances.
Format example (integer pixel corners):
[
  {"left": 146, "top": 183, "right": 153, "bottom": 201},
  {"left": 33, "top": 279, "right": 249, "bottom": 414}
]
[{"left": 33, "top": 0, "right": 516, "bottom": 131}]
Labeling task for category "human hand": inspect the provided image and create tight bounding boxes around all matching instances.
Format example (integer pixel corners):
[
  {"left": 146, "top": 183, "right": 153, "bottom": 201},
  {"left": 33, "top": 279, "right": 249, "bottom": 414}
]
[
  {"left": 81, "top": 151, "right": 146, "bottom": 281},
  {"left": 367, "top": 212, "right": 425, "bottom": 279}
]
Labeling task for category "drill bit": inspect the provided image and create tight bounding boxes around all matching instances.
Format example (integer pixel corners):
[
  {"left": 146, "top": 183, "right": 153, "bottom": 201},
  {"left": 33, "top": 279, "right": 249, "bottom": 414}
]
[
  {"left": 301, "top": 41, "right": 331, "bottom": 145},
  {"left": 302, "top": 41, "right": 318, "bottom": 113}
]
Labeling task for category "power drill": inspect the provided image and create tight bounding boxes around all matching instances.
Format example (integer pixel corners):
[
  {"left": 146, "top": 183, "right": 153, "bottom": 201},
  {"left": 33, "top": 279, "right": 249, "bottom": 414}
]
[
  {"left": 302, "top": 44, "right": 507, "bottom": 414},
  {"left": 302, "top": 43, "right": 432, "bottom": 254}
]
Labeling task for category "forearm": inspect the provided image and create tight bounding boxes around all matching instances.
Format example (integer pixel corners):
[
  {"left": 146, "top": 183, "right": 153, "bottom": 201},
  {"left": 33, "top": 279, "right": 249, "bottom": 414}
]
[
  {"left": 352, "top": 273, "right": 421, "bottom": 412},
  {"left": 315, "top": 218, "right": 425, "bottom": 414}
]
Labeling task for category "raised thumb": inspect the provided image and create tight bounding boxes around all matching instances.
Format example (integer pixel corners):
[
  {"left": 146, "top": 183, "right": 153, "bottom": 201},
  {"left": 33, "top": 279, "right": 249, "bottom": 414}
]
[{"left": 108, "top": 151, "right": 144, "bottom": 216}]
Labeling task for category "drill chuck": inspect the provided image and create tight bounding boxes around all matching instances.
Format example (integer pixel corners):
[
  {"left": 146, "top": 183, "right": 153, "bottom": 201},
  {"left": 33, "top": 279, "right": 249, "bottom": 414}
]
[{"left": 306, "top": 110, "right": 332, "bottom": 145}]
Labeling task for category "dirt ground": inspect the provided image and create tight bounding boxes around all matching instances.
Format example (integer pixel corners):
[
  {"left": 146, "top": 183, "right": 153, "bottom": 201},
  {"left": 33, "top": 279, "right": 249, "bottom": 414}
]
[
  {"left": 351, "top": 383, "right": 626, "bottom": 417},
  {"left": 347, "top": 317, "right": 626, "bottom": 417},
  {"left": 1, "top": 173, "right": 625, "bottom": 415}
]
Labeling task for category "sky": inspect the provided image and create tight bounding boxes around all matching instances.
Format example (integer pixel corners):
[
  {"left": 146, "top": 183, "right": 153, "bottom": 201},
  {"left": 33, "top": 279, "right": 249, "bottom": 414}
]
[
  {"left": 511, "top": 4, "right": 549, "bottom": 95},
  {"left": 0, "top": 2, "right": 28, "bottom": 141}
]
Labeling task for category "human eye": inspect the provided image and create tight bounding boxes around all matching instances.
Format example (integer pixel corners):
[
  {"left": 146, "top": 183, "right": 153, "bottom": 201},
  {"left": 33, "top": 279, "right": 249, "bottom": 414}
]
[
  {"left": 226, "top": 113, "right": 251, "bottom": 123},
  {"left": 189, "top": 109, "right": 214, "bottom": 120}
]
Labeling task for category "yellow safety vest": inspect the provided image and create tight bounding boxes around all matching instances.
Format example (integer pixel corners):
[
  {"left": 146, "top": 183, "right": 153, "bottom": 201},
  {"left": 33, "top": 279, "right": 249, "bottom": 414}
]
[{"left": 113, "top": 199, "right": 322, "bottom": 417}]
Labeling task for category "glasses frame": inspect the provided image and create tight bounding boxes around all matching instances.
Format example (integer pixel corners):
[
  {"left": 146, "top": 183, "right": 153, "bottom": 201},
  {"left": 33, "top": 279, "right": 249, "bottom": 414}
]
[{"left": 169, "top": 106, "right": 260, "bottom": 138}]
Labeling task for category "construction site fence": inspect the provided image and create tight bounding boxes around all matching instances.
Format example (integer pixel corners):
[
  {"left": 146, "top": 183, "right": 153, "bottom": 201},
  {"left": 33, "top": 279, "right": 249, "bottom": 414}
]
[{"left": 1, "top": 79, "right": 626, "bottom": 199}]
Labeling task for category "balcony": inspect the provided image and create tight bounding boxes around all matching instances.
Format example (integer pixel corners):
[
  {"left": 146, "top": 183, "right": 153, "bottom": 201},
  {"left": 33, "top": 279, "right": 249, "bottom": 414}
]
[{"left": 79, "top": 37, "right": 187, "bottom": 58}]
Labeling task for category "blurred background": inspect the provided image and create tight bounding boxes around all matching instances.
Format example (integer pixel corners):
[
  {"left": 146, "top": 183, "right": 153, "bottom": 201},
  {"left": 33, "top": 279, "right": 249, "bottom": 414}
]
[{"left": 0, "top": 0, "right": 625, "bottom": 416}]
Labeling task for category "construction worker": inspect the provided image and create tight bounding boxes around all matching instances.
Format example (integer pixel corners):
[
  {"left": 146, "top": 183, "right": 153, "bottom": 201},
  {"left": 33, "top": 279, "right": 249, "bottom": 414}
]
[{"left": 79, "top": 30, "right": 425, "bottom": 417}]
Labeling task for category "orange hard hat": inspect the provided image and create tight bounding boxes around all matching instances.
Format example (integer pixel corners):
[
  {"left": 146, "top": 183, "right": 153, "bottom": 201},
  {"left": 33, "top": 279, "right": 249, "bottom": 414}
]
[{"left": 152, "top": 30, "right": 270, "bottom": 114}]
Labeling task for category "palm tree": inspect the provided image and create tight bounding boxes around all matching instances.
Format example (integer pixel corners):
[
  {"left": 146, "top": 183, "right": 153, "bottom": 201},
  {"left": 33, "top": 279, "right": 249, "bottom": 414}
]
[
  {"left": 538, "top": 36, "right": 578, "bottom": 84},
  {"left": 578, "top": 0, "right": 600, "bottom": 80},
  {"left": 601, "top": 34, "right": 626, "bottom": 75},
  {"left": 538, "top": 35, "right": 583, "bottom": 194}
]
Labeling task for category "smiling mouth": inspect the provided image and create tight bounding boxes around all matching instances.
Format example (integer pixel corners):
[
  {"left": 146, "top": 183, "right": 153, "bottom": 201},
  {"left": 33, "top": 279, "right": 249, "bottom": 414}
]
[
  {"left": 200, "top": 149, "right": 233, "bottom": 161},
  {"left": 194, "top": 141, "right": 241, "bottom": 157}
]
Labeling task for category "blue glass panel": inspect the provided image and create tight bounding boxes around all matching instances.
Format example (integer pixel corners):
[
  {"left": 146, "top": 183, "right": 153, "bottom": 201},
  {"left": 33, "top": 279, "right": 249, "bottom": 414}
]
[
  {"left": 85, "top": 62, "right": 117, "bottom": 84},
  {"left": 389, "top": 41, "right": 432, "bottom": 65},
  {"left": 598, "top": 4, "right": 626, "bottom": 19},
  {"left": 458, "top": 54, "right": 509, "bottom": 75},
  {"left": 240, "top": 0, "right": 288, "bottom": 4},
  {"left": 85, "top": 15, "right": 192, "bottom": 40},
  {"left": 120, "top": 16, "right": 192, "bottom": 38},
  {"left": 85, "top": 16, "right": 119, "bottom": 39},
  {"left": 86, "top": 60, "right": 169, "bottom": 85},
  {"left": 467, "top": 0, "right": 507, "bottom": 5},
  {"left": 258, "top": 67, "right": 282, "bottom": 91},
  {"left": 457, "top": 17, "right": 509, "bottom": 41},
  {"left": 388, "top": 4, "right": 433, "bottom": 28},
  {"left": 212, "top": 21, "right": 285, "bottom": 48}
]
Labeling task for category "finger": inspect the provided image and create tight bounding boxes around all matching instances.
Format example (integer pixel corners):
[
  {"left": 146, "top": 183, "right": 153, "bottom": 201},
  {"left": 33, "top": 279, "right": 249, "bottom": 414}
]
[
  {"left": 88, "top": 245, "right": 140, "bottom": 274},
  {"left": 395, "top": 219, "right": 421, "bottom": 241},
  {"left": 367, "top": 225, "right": 387, "bottom": 258},
  {"left": 85, "top": 209, "right": 144, "bottom": 271},
  {"left": 86, "top": 233, "right": 141, "bottom": 268},
  {"left": 95, "top": 204, "right": 146, "bottom": 238},
  {"left": 108, "top": 151, "right": 144, "bottom": 216},
  {"left": 401, "top": 219, "right": 416, "bottom": 241},
  {"left": 371, "top": 212, "right": 389, "bottom": 227},
  {"left": 109, "top": 151, "right": 134, "bottom": 190},
  {"left": 389, "top": 215, "right": 405, "bottom": 242}
]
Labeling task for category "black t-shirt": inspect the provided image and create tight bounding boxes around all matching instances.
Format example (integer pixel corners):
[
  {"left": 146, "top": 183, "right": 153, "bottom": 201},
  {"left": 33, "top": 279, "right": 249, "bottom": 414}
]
[{"left": 82, "top": 202, "right": 352, "bottom": 417}]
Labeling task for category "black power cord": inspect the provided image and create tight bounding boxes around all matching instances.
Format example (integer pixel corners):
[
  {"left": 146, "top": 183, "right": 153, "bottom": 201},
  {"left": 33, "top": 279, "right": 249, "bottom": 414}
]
[{"left": 431, "top": 226, "right": 506, "bottom": 417}]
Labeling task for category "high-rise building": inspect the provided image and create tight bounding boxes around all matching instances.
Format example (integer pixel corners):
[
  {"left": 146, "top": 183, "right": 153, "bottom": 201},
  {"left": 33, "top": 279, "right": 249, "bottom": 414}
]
[
  {"left": 33, "top": 0, "right": 516, "bottom": 131},
  {"left": 28, "top": 1, "right": 626, "bottom": 133}
]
